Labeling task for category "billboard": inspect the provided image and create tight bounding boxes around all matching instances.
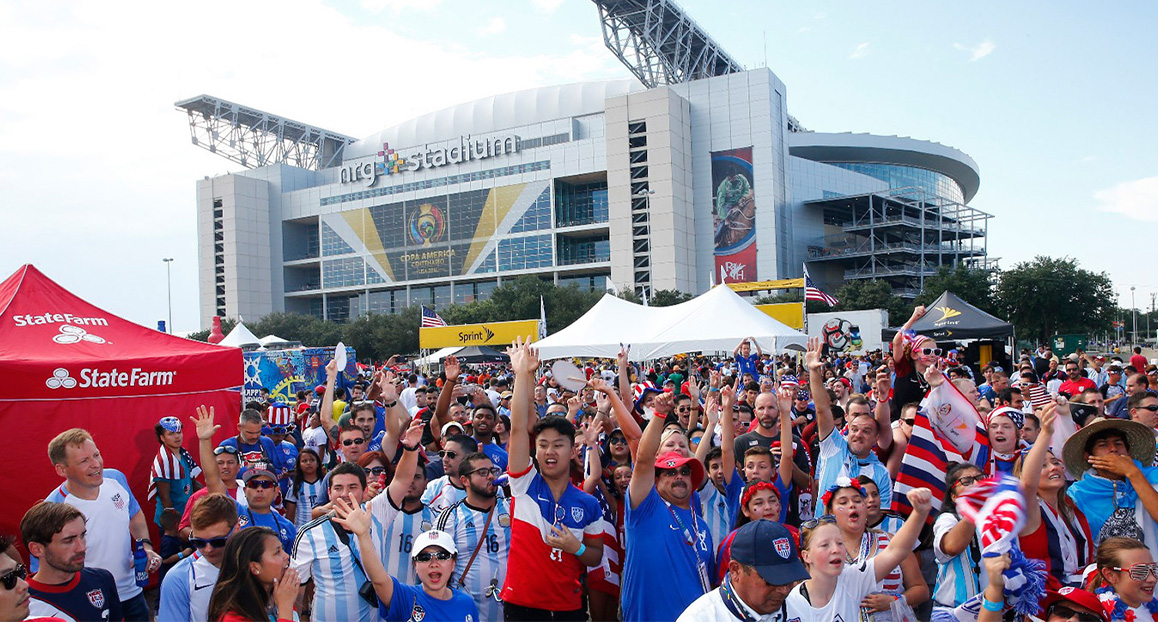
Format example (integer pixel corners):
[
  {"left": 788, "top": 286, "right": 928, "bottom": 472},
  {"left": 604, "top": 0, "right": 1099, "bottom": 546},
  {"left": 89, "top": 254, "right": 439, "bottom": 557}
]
[
  {"left": 420, "top": 319, "right": 541, "bottom": 349},
  {"left": 711, "top": 147, "right": 757, "bottom": 283},
  {"left": 242, "top": 346, "right": 359, "bottom": 404},
  {"left": 807, "top": 309, "right": 887, "bottom": 355}
]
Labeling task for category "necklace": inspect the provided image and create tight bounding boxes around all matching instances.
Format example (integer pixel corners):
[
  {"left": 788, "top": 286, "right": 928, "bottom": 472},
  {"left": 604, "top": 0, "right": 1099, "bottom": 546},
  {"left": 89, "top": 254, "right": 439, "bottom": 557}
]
[{"left": 844, "top": 531, "right": 871, "bottom": 565}]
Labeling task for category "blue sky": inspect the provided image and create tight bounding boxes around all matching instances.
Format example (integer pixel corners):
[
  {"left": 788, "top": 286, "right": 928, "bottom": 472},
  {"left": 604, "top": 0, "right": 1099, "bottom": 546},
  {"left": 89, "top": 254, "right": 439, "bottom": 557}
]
[{"left": 2, "top": 0, "right": 1156, "bottom": 332}]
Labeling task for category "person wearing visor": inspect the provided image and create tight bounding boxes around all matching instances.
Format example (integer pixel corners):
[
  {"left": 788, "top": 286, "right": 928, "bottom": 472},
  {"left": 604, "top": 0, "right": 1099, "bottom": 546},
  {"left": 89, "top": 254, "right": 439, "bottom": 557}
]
[
  {"left": 149, "top": 415, "right": 203, "bottom": 527},
  {"left": 332, "top": 499, "right": 480, "bottom": 622},
  {"left": 678, "top": 520, "right": 809, "bottom": 621}
]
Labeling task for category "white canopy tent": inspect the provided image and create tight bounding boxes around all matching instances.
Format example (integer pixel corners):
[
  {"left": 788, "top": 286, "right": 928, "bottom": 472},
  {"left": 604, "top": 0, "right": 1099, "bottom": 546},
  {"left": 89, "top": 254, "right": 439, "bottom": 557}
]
[
  {"left": 534, "top": 285, "right": 807, "bottom": 361},
  {"left": 411, "top": 347, "right": 461, "bottom": 367},
  {"left": 218, "top": 322, "right": 261, "bottom": 349}
]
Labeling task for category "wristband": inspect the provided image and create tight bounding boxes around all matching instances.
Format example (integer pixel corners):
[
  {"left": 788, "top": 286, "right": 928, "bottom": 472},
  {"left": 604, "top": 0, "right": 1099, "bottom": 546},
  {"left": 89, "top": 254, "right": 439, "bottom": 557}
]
[
  {"left": 383, "top": 400, "right": 398, "bottom": 408},
  {"left": 575, "top": 543, "right": 586, "bottom": 557},
  {"left": 981, "top": 597, "right": 1003, "bottom": 612},
  {"left": 402, "top": 443, "right": 419, "bottom": 452},
  {"left": 176, "top": 552, "right": 184, "bottom": 561}
]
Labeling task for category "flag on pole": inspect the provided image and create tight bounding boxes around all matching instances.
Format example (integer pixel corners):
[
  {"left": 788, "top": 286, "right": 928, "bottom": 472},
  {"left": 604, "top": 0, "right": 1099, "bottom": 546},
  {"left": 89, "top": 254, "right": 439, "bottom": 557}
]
[
  {"left": 538, "top": 296, "right": 547, "bottom": 340},
  {"left": 420, "top": 305, "right": 447, "bottom": 328},
  {"left": 803, "top": 265, "right": 838, "bottom": 307}
]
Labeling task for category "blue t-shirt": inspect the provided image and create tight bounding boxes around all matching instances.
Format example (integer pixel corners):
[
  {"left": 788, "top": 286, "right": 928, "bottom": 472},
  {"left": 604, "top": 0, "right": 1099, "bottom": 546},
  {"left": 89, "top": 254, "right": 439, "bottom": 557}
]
[
  {"left": 217, "top": 435, "right": 288, "bottom": 475},
  {"left": 238, "top": 507, "right": 296, "bottom": 553},
  {"left": 380, "top": 577, "right": 479, "bottom": 622},
  {"left": 27, "top": 567, "right": 122, "bottom": 622},
  {"left": 622, "top": 487, "right": 713, "bottom": 622},
  {"left": 735, "top": 353, "right": 759, "bottom": 380},
  {"left": 480, "top": 442, "right": 509, "bottom": 472}
]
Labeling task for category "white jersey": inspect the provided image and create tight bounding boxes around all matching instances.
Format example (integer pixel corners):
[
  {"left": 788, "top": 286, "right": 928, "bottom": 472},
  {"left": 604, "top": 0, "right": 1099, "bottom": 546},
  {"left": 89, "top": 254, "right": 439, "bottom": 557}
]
[
  {"left": 435, "top": 497, "right": 512, "bottom": 622},
  {"left": 43, "top": 469, "right": 140, "bottom": 601},
  {"left": 286, "top": 477, "right": 327, "bottom": 529},
  {"left": 302, "top": 426, "right": 330, "bottom": 463},
  {"left": 368, "top": 492, "right": 437, "bottom": 587},
  {"left": 158, "top": 551, "right": 219, "bottom": 622},
  {"left": 421, "top": 476, "right": 468, "bottom": 515},
  {"left": 292, "top": 514, "right": 381, "bottom": 622},
  {"left": 785, "top": 559, "right": 879, "bottom": 622}
]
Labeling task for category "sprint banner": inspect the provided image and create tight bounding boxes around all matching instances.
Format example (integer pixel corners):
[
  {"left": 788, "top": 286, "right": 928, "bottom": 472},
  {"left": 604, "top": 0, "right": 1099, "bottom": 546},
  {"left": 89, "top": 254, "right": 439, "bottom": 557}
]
[{"left": 419, "top": 319, "right": 540, "bottom": 349}]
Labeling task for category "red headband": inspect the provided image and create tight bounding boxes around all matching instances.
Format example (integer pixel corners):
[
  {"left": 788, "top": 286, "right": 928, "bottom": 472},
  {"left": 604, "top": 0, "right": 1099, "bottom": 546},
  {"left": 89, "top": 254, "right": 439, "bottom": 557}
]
[{"left": 741, "top": 481, "right": 779, "bottom": 509}]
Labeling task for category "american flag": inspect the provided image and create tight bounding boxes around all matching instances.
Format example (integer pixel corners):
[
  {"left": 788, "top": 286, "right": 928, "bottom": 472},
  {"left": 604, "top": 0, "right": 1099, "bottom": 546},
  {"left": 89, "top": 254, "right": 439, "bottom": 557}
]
[
  {"left": 956, "top": 474, "right": 1026, "bottom": 552},
  {"left": 147, "top": 446, "right": 201, "bottom": 501},
  {"left": 803, "top": 266, "right": 838, "bottom": 307},
  {"left": 267, "top": 402, "right": 293, "bottom": 426},
  {"left": 421, "top": 305, "right": 448, "bottom": 328}
]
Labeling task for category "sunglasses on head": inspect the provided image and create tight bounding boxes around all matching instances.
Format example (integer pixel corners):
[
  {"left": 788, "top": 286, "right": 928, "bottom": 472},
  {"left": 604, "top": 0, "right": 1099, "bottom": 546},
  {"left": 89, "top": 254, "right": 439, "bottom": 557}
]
[
  {"left": 0, "top": 565, "right": 25, "bottom": 590},
  {"left": 1111, "top": 562, "right": 1158, "bottom": 581},
  {"left": 659, "top": 465, "right": 693, "bottom": 478},
  {"left": 342, "top": 438, "right": 366, "bottom": 446},
  {"left": 190, "top": 536, "right": 229, "bottom": 550},
  {"left": 414, "top": 550, "right": 453, "bottom": 563},
  {"left": 920, "top": 347, "right": 943, "bottom": 357},
  {"left": 1046, "top": 604, "right": 1102, "bottom": 622},
  {"left": 801, "top": 514, "right": 837, "bottom": 530},
  {"left": 213, "top": 446, "right": 239, "bottom": 456},
  {"left": 246, "top": 480, "right": 277, "bottom": 490}
]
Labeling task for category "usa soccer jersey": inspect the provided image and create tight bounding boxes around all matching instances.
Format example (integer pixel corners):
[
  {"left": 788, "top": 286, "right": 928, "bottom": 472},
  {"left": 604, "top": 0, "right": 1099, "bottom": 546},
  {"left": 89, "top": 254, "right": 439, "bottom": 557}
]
[
  {"left": 379, "top": 577, "right": 479, "bottom": 622},
  {"left": 27, "top": 567, "right": 122, "bottom": 622},
  {"left": 158, "top": 551, "right": 219, "bottom": 622},
  {"left": 435, "top": 497, "right": 511, "bottom": 622},
  {"left": 500, "top": 463, "right": 601, "bottom": 611},
  {"left": 237, "top": 507, "right": 295, "bottom": 553}
]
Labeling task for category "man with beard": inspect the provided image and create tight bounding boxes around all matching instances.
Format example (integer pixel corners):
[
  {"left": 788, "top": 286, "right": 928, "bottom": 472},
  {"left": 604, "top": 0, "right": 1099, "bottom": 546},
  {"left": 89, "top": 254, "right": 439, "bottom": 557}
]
[
  {"left": 435, "top": 452, "right": 512, "bottom": 622},
  {"left": 159, "top": 493, "right": 238, "bottom": 622},
  {"left": 421, "top": 434, "right": 481, "bottom": 515},
  {"left": 733, "top": 386, "right": 813, "bottom": 524},
  {"left": 809, "top": 337, "right": 893, "bottom": 516},
  {"left": 21, "top": 502, "right": 122, "bottom": 622},
  {"left": 367, "top": 420, "right": 437, "bottom": 587},
  {"left": 469, "top": 403, "right": 509, "bottom": 472}
]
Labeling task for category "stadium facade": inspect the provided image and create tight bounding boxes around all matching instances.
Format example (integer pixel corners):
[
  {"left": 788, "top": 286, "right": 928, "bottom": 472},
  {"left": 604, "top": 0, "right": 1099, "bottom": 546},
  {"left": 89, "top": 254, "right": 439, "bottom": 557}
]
[{"left": 192, "top": 68, "right": 988, "bottom": 328}]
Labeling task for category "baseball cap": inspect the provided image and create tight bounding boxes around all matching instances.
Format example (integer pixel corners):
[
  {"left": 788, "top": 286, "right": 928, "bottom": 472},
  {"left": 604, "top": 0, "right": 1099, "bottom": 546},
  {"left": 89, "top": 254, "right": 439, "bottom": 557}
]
[
  {"left": 500, "top": 390, "right": 513, "bottom": 399},
  {"left": 730, "top": 520, "right": 810, "bottom": 586},
  {"left": 1040, "top": 587, "right": 1109, "bottom": 622},
  {"left": 653, "top": 451, "right": 705, "bottom": 489},
  {"left": 440, "top": 421, "right": 465, "bottom": 436},
  {"left": 411, "top": 529, "right": 457, "bottom": 559},
  {"left": 241, "top": 463, "right": 277, "bottom": 483}
]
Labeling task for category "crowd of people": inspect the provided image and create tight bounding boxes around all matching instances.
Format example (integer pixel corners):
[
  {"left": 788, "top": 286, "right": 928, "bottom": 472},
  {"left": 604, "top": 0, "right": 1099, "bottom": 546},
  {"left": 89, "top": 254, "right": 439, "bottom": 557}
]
[{"left": 7, "top": 304, "right": 1158, "bottom": 622}]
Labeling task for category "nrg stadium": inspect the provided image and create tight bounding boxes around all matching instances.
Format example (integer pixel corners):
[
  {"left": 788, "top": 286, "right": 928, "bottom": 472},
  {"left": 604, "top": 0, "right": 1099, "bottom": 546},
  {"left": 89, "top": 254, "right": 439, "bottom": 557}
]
[{"left": 182, "top": 0, "right": 990, "bottom": 330}]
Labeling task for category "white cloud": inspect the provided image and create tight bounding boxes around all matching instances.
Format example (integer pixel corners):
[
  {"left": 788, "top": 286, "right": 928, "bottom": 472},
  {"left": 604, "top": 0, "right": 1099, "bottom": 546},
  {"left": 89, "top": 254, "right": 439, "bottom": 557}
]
[
  {"left": 477, "top": 16, "right": 507, "bottom": 36},
  {"left": 361, "top": 0, "right": 442, "bottom": 12},
  {"left": 1095, "top": 177, "right": 1158, "bottom": 222},
  {"left": 953, "top": 39, "right": 996, "bottom": 61},
  {"left": 531, "top": 0, "right": 564, "bottom": 12},
  {"left": 848, "top": 42, "right": 871, "bottom": 60}
]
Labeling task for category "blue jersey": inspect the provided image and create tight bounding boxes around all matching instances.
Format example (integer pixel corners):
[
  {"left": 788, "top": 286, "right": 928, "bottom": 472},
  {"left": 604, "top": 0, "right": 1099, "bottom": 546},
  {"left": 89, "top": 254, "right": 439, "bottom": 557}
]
[
  {"left": 622, "top": 487, "right": 713, "bottom": 622},
  {"left": 275, "top": 441, "right": 299, "bottom": 496},
  {"left": 27, "top": 567, "right": 122, "bottom": 622},
  {"left": 238, "top": 507, "right": 296, "bottom": 553},
  {"left": 480, "top": 442, "right": 509, "bottom": 472},
  {"left": 700, "top": 470, "right": 744, "bottom": 548},
  {"left": 217, "top": 435, "right": 288, "bottom": 475},
  {"left": 292, "top": 515, "right": 381, "bottom": 622},
  {"left": 371, "top": 494, "right": 437, "bottom": 587},
  {"left": 381, "top": 577, "right": 479, "bottom": 622}
]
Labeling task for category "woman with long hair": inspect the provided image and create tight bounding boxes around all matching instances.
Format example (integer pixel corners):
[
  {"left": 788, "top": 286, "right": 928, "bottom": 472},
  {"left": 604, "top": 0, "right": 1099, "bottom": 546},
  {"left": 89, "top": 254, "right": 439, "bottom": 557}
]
[
  {"left": 932, "top": 462, "right": 984, "bottom": 609},
  {"left": 820, "top": 477, "right": 928, "bottom": 620},
  {"left": 1089, "top": 537, "right": 1158, "bottom": 621},
  {"left": 207, "top": 527, "right": 298, "bottom": 622},
  {"left": 1016, "top": 403, "right": 1095, "bottom": 587},
  {"left": 284, "top": 447, "right": 325, "bottom": 529},
  {"left": 784, "top": 487, "right": 932, "bottom": 622}
]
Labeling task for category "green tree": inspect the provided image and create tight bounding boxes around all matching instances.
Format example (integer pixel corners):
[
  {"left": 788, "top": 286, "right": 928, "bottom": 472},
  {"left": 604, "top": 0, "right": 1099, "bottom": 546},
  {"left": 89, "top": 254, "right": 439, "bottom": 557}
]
[
  {"left": 994, "top": 256, "right": 1115, "bottom": 343},
  {"left": 249, "top": 312, "right": 344, "bottom": 348},
  {"left": 650, "top": 289, "right": 693, "bottom": 307},
  {"left": 914, "top": 266, "right": 996, "bottom": 314},
  {"left": 833, "top": 279, "right": 907, "bottom": 325}
]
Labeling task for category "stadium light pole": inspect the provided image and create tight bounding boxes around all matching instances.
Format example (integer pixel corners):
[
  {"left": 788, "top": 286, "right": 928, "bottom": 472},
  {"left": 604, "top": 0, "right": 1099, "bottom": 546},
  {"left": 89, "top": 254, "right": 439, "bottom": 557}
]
[{"left": 163, "top": 258, "right": 174, "bottom": 333}]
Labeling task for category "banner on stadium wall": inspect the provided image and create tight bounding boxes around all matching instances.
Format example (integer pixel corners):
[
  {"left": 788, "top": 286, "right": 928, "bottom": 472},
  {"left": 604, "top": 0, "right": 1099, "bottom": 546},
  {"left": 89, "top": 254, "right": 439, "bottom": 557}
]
[
  {"left": 807, "top": 309, "right": 887, "bottom": 355},
  {"left": 243, "top": 346, "right": 358, "bottom": 404},
  {"left": 756, "top": 303, "right": 804, "bottom": 330},
  {"left": 712, "top": 146, "right": 757, "bottom": 284},
  {"left": 420, "top": 319, "right": 540, "bottom": 349}
]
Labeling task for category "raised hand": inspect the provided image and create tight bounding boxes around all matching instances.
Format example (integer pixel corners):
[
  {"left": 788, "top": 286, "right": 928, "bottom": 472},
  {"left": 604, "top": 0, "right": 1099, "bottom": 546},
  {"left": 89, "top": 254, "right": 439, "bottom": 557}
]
[
  {"left": 1039, "top": 402, "right": 1057, "bottom": 437},
  {"left": 273, "top": 566, "right": 300, "bottom": 619},
  {"left": 910, "top": 306, "right": 927, "bottom": 322},
  {"left": 378, "top": 370, "right": 399, "bottom": 402},
  {"left": 331, "top": 496, "right": 372, "bottom": 536},
  {"left": 874, "top": 370, "right": 891, "bottom": 401},
  {"left": 444, "top": 356, "right": 462, "bottom": 383},
  {"left": 804, "top": 337, "right": 824, "bottom": 373},
  {"left": 507, "top": 336, "right": 540, "bottom": 376},
  {"left": 617, "top": 344, "right": 630, "bottom": 370},
  {"left": 581, "top": 419, "right": 603, "bottom": 447},
  {"left": 325, "top": 358, "right": 338, "bottom": 380},
  {"left": 923, "top": 363, "right": 945, "bottom": 388},
  {"left": 906, "top": 487, "right": 932, "bottom": 514},
  {"left": 719, "top": 383, "right": 736, "bottom": 411},
  {"left": 709, "top": 370, "right": 722, "bottom": 390},
  {"left": 191, "top": 405, "right": 220, "bottom": 442},
  {"left": 652, "top": 391, "right": 674, "bottom": 416},
  {"left": 401, "top": 416, "right": 424, "bottom": 449},
  {"left": 589, "top": 376, "right": 610, "bottom": 394},
  {"left": 687, "top": 375, "right": 701, "bottom": 401}
]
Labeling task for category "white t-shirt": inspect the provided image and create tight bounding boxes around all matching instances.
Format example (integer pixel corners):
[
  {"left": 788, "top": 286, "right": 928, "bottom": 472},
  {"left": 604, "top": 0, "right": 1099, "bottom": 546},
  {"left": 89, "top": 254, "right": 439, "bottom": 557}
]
[
  {"left": 302, "top": 425, "right": 330, "bottom": 463},
  {"left": 784, "top": 559, "right": 878, "bottom": 622}
]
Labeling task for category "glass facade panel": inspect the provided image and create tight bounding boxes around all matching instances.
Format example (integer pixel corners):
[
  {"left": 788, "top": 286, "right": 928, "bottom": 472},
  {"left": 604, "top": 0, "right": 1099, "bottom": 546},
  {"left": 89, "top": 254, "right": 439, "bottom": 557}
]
[
  {"left": 322, "top": 257, "right": 365, "bottom": 288},
  {"left": 475, "top": 280, "right": 497, "bottom": 301},
  {"left": 321, "top": 221, "right": 355, "bottom": 256},
  {"left": 476, "top": 250, "right": 496, "bottom": 274},
  {"left": 557, "top": 234, "right": 610, "bottom": 266},
  {"left": 434, "top": 285, "right": 452, "bottom": 308},
  {"left": 321, "top": 160, "right": 550, "bottom": 207},
  {"left": 498, "top": 235, "right": 553, "bottom": 271},
  {"left": 409, "top": 287, "right": 433, "bottom": 308},
  {"left": 558, "top": 272, "right": 610, "bottom": 292},
  {"left": 828, "top": 163, "right": 964, "bottom": 204},
  {"left": 555, "top": 180, "right": 609, "bottom": 227},
  {"left": 510, "top": 188, "right": 552, "bottom": 233},
  {"left": 326, "top": 295, "right": 352, "bottom": 322}
]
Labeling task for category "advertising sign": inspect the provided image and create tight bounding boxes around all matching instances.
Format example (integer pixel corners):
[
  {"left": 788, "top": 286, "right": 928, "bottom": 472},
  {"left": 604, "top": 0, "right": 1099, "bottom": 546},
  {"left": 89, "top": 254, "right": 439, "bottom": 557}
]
[
  {"left": 807, "top": 309, "right": 887, "bottom": 355},
  {"left": 711, "top": 147, "right": 757, "bottom": 283},
  {"left": 243, "top": 346, "right": 359, "bottom": 404},
  {"left": 420, "top": 319, "right": 540, "bottom": 349},
  {"left": 756, "top": 303, "right": 804, "bottom": 330}
]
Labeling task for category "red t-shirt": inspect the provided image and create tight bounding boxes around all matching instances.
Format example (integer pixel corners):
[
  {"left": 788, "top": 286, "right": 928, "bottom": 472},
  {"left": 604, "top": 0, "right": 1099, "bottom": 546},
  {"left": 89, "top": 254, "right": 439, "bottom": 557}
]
[
  {"left": 1058, "top": 378, "right": 1096, "bottom": 397},
  {"left": 1131, "top": 354, "right": 1149, "bottom": 373}
]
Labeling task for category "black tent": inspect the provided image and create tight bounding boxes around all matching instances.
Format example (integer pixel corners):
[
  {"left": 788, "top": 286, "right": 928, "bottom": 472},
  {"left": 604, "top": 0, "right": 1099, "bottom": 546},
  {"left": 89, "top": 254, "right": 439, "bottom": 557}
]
[
  {"left": 452, "top": 345, "right": 510, "bottom": 363},
  {"left": 905, "top": 291, "right": 1014, "bottom": 340}
]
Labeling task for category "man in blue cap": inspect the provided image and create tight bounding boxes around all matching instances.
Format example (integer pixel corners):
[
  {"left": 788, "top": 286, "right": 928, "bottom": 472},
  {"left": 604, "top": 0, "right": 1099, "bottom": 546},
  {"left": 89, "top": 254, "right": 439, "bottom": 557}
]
[{"left": 677, "top": 519, "right": 809, "bottom": 622}]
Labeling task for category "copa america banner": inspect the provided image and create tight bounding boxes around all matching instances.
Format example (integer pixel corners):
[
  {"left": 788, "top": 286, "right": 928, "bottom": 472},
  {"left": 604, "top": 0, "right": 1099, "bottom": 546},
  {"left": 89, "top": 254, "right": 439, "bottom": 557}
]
[{"left": 711, "top": 147, "right": 757, "bottom": 284}]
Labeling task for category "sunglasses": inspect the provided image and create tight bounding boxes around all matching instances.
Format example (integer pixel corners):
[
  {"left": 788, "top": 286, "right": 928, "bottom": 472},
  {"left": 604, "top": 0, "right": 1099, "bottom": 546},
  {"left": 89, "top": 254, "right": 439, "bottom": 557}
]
[
  {"left": 190, "top": 536, "right": 229, "bottom": 550},
  {"left": 0, "top": 565, "right": 25, "bottom": 590},
  {"left": 675, "top": 406, "right": 691, "bottom": 412},
  {"left": 902, "top": 418, "right": 916, "bottom": 426},
  {"left": 342, "top": 438, "right": 366, "bottom": 446},
  {"left": 801, "top": 514, "right": 837, "bottom": 530},
  {"left": 414, "top": 550, "right": 453, "bottom": 563},
  {"left": 466, "top": 466, "right": 502, "bottom": 478},
  {"left": 439, "top": 450, "right": 459, "bottom": 460},
  {"left": 213, "top": 446, "right": 239, "bottom": 456},
  {"left": 658, "top": 466, "right": 693, "bottom": 478},
  {"left": 919, "top": 347, "right": 943, "bottom": 357},
  {"left": 1135, "top": 405, "right": 1158, "bottom": 413},
  {"left": 1111, "top": 562, "right": 1158, "bottom": 581},
  {"left": 955, "top": 475, "right": 979, "bottom": 488},
  {"left": 246, "top": 480, "right": 277, "bottom": 490},
  {"left": 367, "top": 466, "right": 387, "bottom": 476},
  {"left": 608, "top": 437, "right": 627, "bottom": 445},
  {"left": 1046, "top": 604, "right": 1102, "bottom": 622}
]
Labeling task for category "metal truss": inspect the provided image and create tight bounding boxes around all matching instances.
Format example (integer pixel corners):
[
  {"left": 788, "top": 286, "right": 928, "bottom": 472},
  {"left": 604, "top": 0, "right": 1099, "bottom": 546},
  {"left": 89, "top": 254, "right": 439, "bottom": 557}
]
[
  {"left": 176, "top": 95, "right": 357, "bottom": 171},
  {"left": 594, "top": 0, "right": 745, "bottom": 88}
]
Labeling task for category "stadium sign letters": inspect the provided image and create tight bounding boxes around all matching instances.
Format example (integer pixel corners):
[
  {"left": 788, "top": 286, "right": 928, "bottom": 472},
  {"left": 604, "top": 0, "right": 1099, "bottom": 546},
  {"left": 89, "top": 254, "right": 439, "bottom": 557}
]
[
  {"left": 341, "top": 133, "right": 521, "bottom": 187},
  {"left": 419, "top": 319, "right": 539, "bottom": 349},
  {"left": 46, "top": 366, "right": 177, "bottom": 389}
]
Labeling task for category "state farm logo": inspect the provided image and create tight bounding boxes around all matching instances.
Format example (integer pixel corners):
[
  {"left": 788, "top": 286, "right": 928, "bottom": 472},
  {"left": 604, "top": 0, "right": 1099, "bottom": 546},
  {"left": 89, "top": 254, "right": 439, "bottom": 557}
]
[
  {"left": 45, "top": 367, "right": 176, "bottom": 389},
  {"left": 53, "top": 325, "right": 106, "bottom": 345}
]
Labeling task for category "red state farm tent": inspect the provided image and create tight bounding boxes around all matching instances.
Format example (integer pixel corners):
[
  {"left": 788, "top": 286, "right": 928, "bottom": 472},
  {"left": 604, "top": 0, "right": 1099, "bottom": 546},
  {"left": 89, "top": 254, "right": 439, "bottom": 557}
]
[{"left": 0, "top": 264, "right": 241, "bottom": 545}]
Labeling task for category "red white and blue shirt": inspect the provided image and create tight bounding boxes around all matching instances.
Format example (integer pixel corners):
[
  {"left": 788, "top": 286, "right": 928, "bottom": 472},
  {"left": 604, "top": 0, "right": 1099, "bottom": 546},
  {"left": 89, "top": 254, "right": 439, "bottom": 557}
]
[
  {"left": 499, "top": 463, "right": 602, "bottom": 611},
  {"left": 27, "top": 568, "right": 121, "bottom": 622}
]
